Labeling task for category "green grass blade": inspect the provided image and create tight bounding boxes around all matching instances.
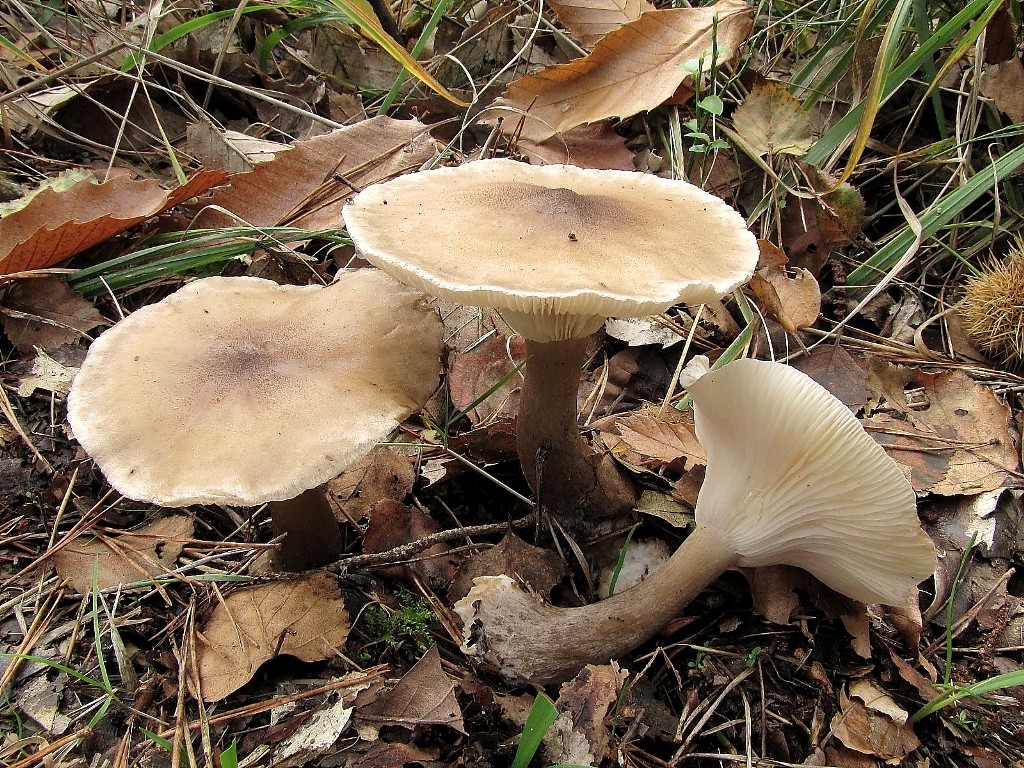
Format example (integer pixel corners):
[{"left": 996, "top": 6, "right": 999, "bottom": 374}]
[
  {"left": 847, "top": 139, "right": 1024, "bottom": 286},
  {"left": 120, "top": 5, "right": 286, "bottom": 71},
  {"left": 377, "top": 0, "right": 457, "bottom": 115},
  {"left": 834, "top": 0, "right": 914, "bottom": 186},
  {"left": 318, "top": 0, "right": 467, "bottom": 106},
  {"left": 921, "top": 0, "right": 1004, "bottom": 103},
  {"left": 258, "top": 12, "right": 338, "bottom": 69},
  {"left": 0, "top": 33, "right": 46, "bottom": 70},
  {"left": 511, "top": 693, "right": 559, "bottom": 768},
  {"left": 805, "top": 0, "right": 997, "bottom": 167},
  {"left": 911, "top": 669, "right": 1024, "bottom": 723}
]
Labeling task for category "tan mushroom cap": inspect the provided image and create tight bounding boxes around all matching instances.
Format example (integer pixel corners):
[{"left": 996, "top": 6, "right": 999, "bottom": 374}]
[
  {"left": 67, "top": 271, "right": 442, "bottom": 507},
  {"left": 343, "top": 158, "right": 758, "bottom": 342},
  {"left": 688, "top": 359, "right": 936, "bottom": 605}
]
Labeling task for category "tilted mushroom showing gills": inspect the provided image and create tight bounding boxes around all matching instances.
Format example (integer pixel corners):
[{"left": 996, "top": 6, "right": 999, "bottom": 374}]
[
  {"left": 67, "top": 271, "right": 443, "bottom": 571},
  {"left": 454, "top": 359, "right": 937, "bottom": 685},
  {"left": 342, "top": 159, "right": 759, "bottom": 529}
]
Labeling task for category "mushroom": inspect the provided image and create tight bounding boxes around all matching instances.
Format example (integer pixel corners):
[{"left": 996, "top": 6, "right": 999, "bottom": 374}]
[
  {"left": 454, "top": 359, "right": 937, "bottom": 684},
  {"left": 342, "top": 159, "right": 759, "bottom": 530},
  {"left": 67, "top": 270, "right": 443, "bottom": 571}
]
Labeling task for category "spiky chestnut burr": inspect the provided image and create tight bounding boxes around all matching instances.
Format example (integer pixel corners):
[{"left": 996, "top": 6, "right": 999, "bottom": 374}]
[{"left": 959, "top": 244, "right": 1024, "bottom": 365}]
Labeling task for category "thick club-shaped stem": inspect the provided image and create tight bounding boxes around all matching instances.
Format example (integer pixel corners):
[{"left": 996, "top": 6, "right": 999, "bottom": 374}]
[
  {"left": 457, "top": 525, "right": 737, "bottom": 684},
  {"left": 516, "top": 337, "right": 636, "bottom": 529},
  {"left": 269, "top": 487, "right": 344, "bottom": 571}
]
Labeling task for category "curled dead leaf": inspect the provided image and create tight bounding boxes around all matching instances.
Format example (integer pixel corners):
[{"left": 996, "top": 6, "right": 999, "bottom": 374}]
[
  {"left": 748, "top": 239, "right": 821, "bottom": 335},
  {"left": 357, "top": 645, "right": 465, "bottom": 735},
  {"left": 0, "top": 170, "right": 226, "bottom": 280},
  {"left": 193, "top": 117, "right": 437, "bottom": 230},
  {"left": 546, "top": 0, "right": 654, "bottom": 48}
]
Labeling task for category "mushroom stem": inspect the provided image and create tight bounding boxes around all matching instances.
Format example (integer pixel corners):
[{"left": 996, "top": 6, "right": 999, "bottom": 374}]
[
  {"left": 516, "top": 337, "right": 636, "bottom": 529},
  {"left": 269, "top": 487, "right": 344, "bottom": 571},
  {"left": 457, "top": 524, "right": 737, "bottom": 684}
]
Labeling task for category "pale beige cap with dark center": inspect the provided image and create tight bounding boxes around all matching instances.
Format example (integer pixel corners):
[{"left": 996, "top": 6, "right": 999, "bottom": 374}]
[
  {"left": 343, "top": 158, "right": 759, "bottom": 342},
  {"left": 67, "top": 270, "right": 443, "bottom": 506}
]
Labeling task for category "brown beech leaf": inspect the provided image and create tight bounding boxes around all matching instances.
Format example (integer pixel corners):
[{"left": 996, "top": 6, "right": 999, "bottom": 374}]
[
  {"left": 348, "top": 743, "right": 440, "bottom": 768},
  {"left": 449, "top": 334, "right": 526, "bottom": 426},
  {"left": 613, "top": 412, "right": 706, "bottom": 472},
  {"left": 546, "top": 0, "right": 655, "bottom": 48},
  {"left": 862, "top": 363, "right": 1020, "bottom": 495},
  {"left": 748, "top": 239, "right": 821, "bottom": 334},
  {"left": 0, "top": 169, "right": 226, "bottom": 280},
  {"left": 792, "top": 346, "right": 869, "bottom": 413},
  {"left": 52, "top": 515, "right": 193, "bottom": 594},
  {"left": 491, "top": 0, "right": 752, "bottom": 142},
  {"left": 831, "top": 681, "right": 919, "bottom": 762},
  {"left": 3, "top": 277, "right": 106, "bottom": 352},
  {"left": 194, "top": 572, "right": 350, "bottom": 701},
  {"left": 980, "top": 58, "right": 1024, "bottom": 123},
  {"left": 362, "top": 499, "right": 460, "bottom": 589},
  {"left": 518, "top": 123, "right": 636, "bottom": 170},
  {"left": 451, "top": 531, "right": 567, "bottom": 602},
  {"left": 732, "top": 82, "right": 814, "bottom": 157},
  {"left": 357, "top": 645, "right": 465, "bottom": 733},
  {"left": 193, "top": 116, "right": 436, "bottom": 230},
  {"left": 327, "top": 447, "right": 415, "bottom": 521}
]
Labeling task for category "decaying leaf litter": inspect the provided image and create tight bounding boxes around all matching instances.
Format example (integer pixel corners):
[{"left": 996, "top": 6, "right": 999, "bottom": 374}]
[{"left": 0, "top": 0, "right": 1023, "bottom": 766}]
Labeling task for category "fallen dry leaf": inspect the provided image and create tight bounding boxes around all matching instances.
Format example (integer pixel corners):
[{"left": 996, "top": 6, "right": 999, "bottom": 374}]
[
  {"left": 186, "top": 122, "right": 288, "bottom": 172},
  {"left": 2, "top": 277, "right": 106, "bottom": 352},
  {"left": 52, "top": 515, "right": 193, "bottom": 594},
  {"left": 448, "top": 333, "right": 526, "bottom": 426},
  {"left": 16, "top": 349, "right": 78, "bottom": 397},
  {"left": 862, "top": 363, "right": 1020, "bottom": 495},
  {"left": 611, "top": 411, "right": 706, "bottom": 473},
  {"left": 328, "top": 447, "right": 416, "bottom": 521},
  {"left": 348, "top": 742, "right": 439, "bottom": 768},
  {"left": 546, "top": 663, "right": 627, "bottom": 765},
  {"left": 605, "top": 317, "right": 683, "bottom": 348},
  {"left": 748, "top": 239, "right": 821, "bottom": 335},
  {"left": 269, "top": 682, "right": 373, "bottom": 768},
  {"left": 831, "top": 680, "right": 920, "bottom": 762},
  {"left": 193, "top": 116, "right": 437, "bottom": 230},
  {"left": 0, "top": 170, "right": 226, "bottom": 280},
  {"left": 451, "top": 531, "right": 567, "bottom": 602},
  {"left": 546, "top": 0, "right": 654, "bottom": 48},
  {"left": 743, "top": 564, "right": 807, "bottom": 624},
  {"left": 980, "top": 58, "right": 1024, "bottom": 123},
  {"left": 194, "top": 572, "right": 350, "bottom": 701},
  {"left": 357, "top": 645, "right": 464, "bottom": 734},
  {"left": 782, "top": 165, "right": 865, "bottom": 275},
  {"left": 732, "top": 82, "right": 815, "bottom": 157},
  {"left": 362, "top": 499, "right": 460, "bottom": 588},
  {"left": 518, "top": 123, "right": 636, "bottom": 169},
  {"left": 792, "top": 346, "right": 870, "bottom": 413},
  {"left": 491, "top": 0, "right": 752, "bottom": 142}
]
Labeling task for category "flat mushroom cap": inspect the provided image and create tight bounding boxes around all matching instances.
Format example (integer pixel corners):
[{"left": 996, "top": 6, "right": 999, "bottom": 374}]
[
  {"left": 343, "top": 158, "right": 758, "bottom": 342},
  {"left": 67, "top": 271, "right": 442, "bottom": 506},
  {"left": 688, "top": 359, "right": 936, "bottom": 605}
]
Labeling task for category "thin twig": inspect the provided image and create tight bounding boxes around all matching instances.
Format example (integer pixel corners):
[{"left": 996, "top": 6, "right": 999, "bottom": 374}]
[{"left": 330, "top": 513, "right": 536, "bottom": 572}]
